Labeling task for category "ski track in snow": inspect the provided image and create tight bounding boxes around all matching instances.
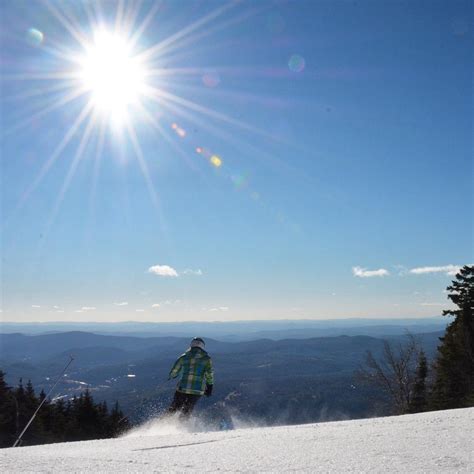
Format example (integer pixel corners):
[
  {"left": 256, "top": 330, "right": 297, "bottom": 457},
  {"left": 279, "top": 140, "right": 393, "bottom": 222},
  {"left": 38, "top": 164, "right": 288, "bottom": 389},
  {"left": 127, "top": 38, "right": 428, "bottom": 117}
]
[{"left": 1, "top": 408, "right": 473, "bottom": 473}]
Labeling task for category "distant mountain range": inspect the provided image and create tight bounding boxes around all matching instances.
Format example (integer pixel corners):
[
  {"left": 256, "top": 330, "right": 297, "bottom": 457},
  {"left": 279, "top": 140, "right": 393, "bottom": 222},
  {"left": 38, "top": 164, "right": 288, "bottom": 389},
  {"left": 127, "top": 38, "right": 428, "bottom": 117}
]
[
  {"left": 0, "top": 317, "right": 448, "bottom": 340},
  {"left": 0, "top": 327, "right": 445, "bottom": 425}
]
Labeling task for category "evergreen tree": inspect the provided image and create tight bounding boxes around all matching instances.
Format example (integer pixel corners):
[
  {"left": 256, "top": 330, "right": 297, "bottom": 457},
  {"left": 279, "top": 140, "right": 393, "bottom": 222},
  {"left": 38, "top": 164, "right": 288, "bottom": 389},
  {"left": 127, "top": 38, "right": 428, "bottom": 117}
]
[
  {"left": 51, "top": 398, "right": 67, "bottom": 441},
  {"left": 21, "top": 380, "right": 41, "bottom": 444},
  {"left": 14, "top": 379, "right": 28, "bottom": 442},
  {"left": 10, "top": 379, "right": 44, "bottom": 446},
  {"left": 62, "top": 398, "right": 76, "bottom": 441},
  {"left": 1, "top": 375, "right": 128, "bottom": 446},
  {"left": 408, "top": 350, "right": 428, "bottom": 413},
  {"left": 0, "top": 371, "right": 17, "bottom": 447},
  {"left": 75, "top": 389, "right": 101, "bottom": 440},
  {"left": 97, "top": 400, "right": 109, "bottom": 437},
  {"left": 38, "top": 389, "right": 55, "bottom": 443},
  {"left": 25, "top": 380, "right": 36, "bottom": 401},
  {"left": 110, "top": 400, "right": 129, "bottom": 436},
  {"left": 431, "top": 265, "right": 474, "bottom": 409}
]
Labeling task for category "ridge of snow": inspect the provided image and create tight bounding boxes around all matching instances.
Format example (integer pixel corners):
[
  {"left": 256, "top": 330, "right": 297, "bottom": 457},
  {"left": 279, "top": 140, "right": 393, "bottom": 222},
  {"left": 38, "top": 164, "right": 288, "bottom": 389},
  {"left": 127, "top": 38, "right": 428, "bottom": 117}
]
[{"left": 1, "top": 408, "right": 473, "bottom": 473}]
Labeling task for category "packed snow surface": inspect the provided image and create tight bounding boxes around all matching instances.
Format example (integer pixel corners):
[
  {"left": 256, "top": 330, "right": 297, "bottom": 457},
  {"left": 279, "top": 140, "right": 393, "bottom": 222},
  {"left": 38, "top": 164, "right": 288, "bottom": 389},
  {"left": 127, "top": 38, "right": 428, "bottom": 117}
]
[{"left": 1, "top": 408, "right": 473, "bottom": 472}]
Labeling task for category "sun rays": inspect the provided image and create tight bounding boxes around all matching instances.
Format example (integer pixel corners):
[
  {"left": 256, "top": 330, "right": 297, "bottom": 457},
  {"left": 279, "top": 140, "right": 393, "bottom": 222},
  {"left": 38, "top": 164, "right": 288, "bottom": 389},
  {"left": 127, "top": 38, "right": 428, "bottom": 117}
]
[{"left": 4, "top": 0, "right": 300, "bottom": 240}]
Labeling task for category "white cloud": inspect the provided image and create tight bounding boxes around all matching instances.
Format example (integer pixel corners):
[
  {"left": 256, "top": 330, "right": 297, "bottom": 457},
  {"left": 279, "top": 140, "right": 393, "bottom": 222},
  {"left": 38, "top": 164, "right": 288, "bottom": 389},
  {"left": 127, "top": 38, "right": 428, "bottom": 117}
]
[
  {"left": 151, "top": 303, "right": 160, "bottom": 308},
  {"left": 136, "top": 309, "right": 145, "bottom": 312},
  {"left": 352, "top": 266, "right": 390, "bottom": 278},
  {"left": 409, "top": 265, "right": 461, "bottom": 276},
  {"left": 182, "top": 269, "right": 203, "bottom": 276},
  {"left": 81, "top": 306, "right": 96, "bottom": 311},
  {"left": 161, "top": 300, "right": 181, "bottom": 305},
  {"left": 32, "top": 305, "right": 41, "bottom": 308},
  {"left": 114, "top": 302, "right": 128, "bottom": 306},
  {"left": 148, "top": 264, "right": 179, "bottom": 277},
  {"left": 209, "top": 306, "right": 229, "bottom": 312}
]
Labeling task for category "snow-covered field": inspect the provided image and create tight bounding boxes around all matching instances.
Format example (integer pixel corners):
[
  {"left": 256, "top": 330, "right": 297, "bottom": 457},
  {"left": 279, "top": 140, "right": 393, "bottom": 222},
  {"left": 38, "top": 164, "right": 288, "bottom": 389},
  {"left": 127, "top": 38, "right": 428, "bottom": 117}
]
[{"left": 1, "top": 408, "right": 473, "bottom": 473}]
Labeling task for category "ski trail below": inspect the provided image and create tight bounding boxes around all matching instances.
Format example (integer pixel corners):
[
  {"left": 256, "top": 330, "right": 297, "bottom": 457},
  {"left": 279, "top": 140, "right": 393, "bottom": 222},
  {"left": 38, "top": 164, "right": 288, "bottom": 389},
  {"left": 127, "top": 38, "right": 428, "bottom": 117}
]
[{"left": 1, "top": 407, "right": 473, "bottom": 473}]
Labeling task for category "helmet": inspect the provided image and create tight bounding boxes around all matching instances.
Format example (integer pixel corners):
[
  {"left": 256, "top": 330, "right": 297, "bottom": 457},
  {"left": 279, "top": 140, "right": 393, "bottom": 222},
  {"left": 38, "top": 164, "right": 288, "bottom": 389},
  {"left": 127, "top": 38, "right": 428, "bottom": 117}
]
[{"left": 190, "top": 337, "right": 206, "bottom": 350}]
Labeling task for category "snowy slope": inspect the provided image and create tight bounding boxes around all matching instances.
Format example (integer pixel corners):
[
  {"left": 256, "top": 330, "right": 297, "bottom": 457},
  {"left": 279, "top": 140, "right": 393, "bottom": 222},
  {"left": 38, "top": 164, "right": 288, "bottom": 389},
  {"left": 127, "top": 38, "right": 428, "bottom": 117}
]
[{"left": 1, "top": 408, "right": 473, "bottom": 473}]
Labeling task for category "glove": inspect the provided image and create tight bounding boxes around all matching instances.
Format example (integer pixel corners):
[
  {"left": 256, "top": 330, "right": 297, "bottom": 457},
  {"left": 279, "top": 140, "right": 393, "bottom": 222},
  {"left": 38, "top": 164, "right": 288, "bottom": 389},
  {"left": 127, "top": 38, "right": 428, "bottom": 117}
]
[{"left": 205, "top": 384, "right": 213, "bottom": 397}]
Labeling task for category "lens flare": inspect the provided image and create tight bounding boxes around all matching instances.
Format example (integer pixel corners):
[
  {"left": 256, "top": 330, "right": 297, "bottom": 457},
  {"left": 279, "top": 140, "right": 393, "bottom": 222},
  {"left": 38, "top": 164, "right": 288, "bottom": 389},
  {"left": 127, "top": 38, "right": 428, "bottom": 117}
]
[
  {"left": 202, "top": 71, "right": 220, "bottom": 87},
  {"left": 288, "top": 54, "right": 305, "bottom": 73},
  {"left": 210, "top": 155, "right": 222, "bottom": 167},
  {"left": 231, "top": 173, "right": 249, "bottom": 189},
  {"left": 26, "top": 28, "right": 44, "bottom": 47},
  {"left": 171, "top": 122, "right": 186, "bottom": 137}
]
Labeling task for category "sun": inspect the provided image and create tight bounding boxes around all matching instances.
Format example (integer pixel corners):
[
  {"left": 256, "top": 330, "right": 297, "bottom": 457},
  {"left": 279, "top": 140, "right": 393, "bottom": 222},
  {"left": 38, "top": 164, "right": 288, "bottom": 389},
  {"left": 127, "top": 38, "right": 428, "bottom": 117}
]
[
  {"left": 78, "top": 30, "right": 148, "bottom": 123},
  {"left": 13, "top": 1, "right": 268, "bottom": 226}
]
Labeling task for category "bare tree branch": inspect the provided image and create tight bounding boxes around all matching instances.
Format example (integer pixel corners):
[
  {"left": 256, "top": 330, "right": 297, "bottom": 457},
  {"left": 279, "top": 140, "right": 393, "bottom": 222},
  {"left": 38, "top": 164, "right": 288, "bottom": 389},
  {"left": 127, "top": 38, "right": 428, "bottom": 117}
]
[{"left": 357, "top": 334, "right": 422, "bottom": 414}]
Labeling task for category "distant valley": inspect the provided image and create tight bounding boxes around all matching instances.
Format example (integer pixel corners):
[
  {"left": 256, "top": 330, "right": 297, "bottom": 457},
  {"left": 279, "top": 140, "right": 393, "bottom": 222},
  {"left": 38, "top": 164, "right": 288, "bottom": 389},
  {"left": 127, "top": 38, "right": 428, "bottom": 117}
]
[{"left": 0, "top": 322, "right": 446, "bottom": 426}]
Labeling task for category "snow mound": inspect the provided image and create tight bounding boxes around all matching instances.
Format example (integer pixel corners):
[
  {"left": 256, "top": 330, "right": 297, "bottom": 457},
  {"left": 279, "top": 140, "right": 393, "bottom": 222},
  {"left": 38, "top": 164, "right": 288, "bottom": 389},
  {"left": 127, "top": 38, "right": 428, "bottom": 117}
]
[{"left": 1, "top": 408, "right": 473, "bottom": 473}]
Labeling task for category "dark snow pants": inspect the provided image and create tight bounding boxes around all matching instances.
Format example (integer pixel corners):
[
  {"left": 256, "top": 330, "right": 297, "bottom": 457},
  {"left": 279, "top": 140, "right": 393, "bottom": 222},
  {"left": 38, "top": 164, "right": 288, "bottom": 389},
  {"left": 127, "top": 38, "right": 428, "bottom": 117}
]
[{"left": 168, "top": 391, "right": 201, "bottom": 418}]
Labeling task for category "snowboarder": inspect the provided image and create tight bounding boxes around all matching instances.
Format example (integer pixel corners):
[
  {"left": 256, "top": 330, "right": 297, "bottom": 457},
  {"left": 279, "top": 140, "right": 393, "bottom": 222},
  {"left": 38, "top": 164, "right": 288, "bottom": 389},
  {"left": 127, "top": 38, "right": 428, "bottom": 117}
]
[{"left": 167, "top": 337, "right": 214, "bottom": 419}]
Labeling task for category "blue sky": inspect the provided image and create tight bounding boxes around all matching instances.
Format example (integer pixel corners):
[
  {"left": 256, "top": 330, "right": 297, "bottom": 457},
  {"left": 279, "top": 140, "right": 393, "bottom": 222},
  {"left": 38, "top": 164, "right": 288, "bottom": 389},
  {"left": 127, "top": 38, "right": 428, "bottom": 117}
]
[{"left": 1, "top": 0, "right": 472, "bottom": 322}]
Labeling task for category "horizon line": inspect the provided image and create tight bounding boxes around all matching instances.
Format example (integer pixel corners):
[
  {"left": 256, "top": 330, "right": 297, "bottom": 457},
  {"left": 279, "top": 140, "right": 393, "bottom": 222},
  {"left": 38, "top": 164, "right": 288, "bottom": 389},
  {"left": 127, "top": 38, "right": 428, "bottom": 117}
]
[{"left": 0, "top": 315, "right": 447, "bottom": 325}]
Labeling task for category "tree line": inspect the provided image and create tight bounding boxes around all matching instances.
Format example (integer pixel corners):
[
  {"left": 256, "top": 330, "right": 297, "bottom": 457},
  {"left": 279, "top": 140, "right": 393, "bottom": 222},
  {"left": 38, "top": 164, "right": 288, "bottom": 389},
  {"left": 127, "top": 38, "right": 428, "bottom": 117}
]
[
  {"left": 359, "top": 265, "right": 474, "bottom": 414},
  {"left": 0, "top": 375, "right": 129, "bottom": 448}
]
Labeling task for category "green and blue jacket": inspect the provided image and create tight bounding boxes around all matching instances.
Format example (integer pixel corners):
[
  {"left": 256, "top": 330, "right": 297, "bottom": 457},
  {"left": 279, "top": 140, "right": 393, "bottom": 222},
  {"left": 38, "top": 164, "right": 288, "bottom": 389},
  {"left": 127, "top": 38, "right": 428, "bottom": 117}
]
[{"left": 169, "top": 347, "right": 214, "bottom": 395}]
